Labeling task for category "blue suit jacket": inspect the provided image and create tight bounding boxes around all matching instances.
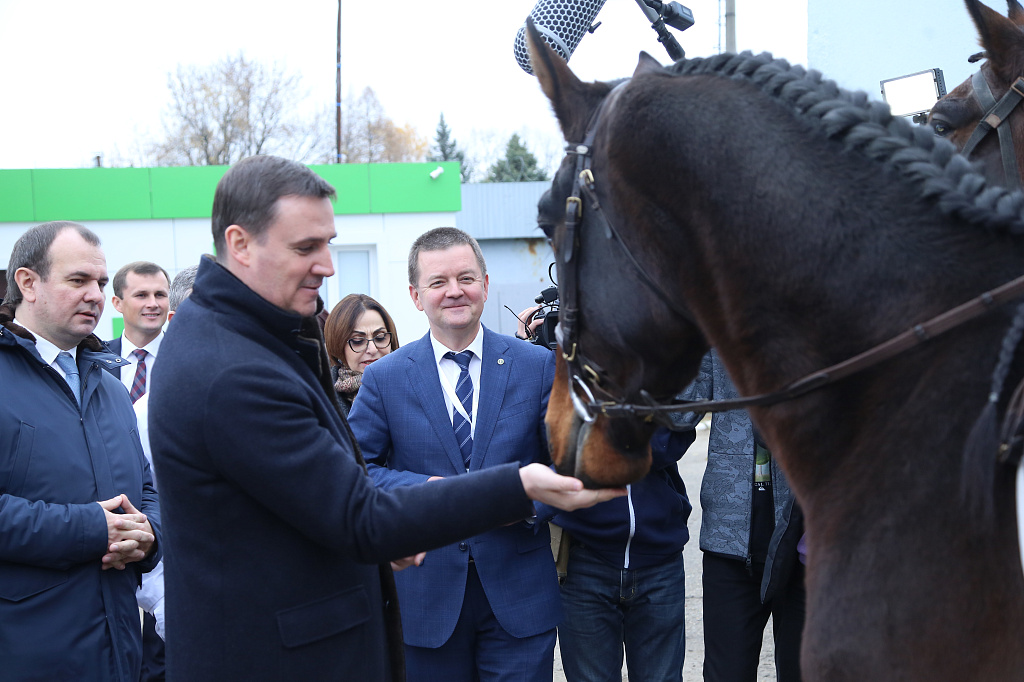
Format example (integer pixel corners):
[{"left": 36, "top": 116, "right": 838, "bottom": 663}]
[{"left": 349, "top": 327, "right": 561, "bottom": 647}]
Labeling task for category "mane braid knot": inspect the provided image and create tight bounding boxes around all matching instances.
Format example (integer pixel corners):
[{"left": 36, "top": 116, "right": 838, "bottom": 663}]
[{"left": 665, "top": 51, "right": 1024, "bottom": 235}]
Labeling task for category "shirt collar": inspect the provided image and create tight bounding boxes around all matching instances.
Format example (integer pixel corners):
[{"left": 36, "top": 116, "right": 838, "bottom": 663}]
[
  {"left": 13, "top": 318, "right": 71, "bottom": 365},
  {"left": 121, "top": 330, "right": 164, "bottom": 358},
  {"left": 429, "top": 325, "right": 484, "bottom": 366}
]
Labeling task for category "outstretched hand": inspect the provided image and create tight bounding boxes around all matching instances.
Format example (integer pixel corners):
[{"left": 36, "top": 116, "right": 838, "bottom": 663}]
[{"left": 518, "top": 463, "right": 626, "bottom": 511}]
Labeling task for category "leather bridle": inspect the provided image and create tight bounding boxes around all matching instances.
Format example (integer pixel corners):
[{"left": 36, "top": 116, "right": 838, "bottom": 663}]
[
  {"left": 555, "top": 81, "right": 1024, "bottom": 429},
  {"left": 961, "top": 69, "right": 1024, "bottom": 190}
]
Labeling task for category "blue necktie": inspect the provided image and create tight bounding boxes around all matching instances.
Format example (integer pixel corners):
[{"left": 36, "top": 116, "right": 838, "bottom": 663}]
[
  {"left": 55, "top": 351, "right": 80, "bottom": 405},
  {"left": 445, "top": 351, "right": 474, "bottom": 469}
]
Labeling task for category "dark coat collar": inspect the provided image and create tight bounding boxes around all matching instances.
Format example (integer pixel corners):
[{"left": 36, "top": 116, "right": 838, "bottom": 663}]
[
  {"left": 0, "top": 301, "right": 129, "bottom": 371},
  {"left": 189, "top": 257, "right": 327, "bottom": 365}
]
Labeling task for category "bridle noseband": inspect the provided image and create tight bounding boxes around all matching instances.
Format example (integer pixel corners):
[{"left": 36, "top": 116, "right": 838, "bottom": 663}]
[
  {"left": 556, "top": 79, "right": 1024, "bottom": 430},
  {"left": 961, "top": 70, "right": 1024, "bottom": 190}
]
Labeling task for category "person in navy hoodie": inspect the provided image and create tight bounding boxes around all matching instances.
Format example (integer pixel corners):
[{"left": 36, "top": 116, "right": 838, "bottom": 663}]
[
  {"left": 517, "top": 307, "right": 695, "bottom": 682},
  {"left": 539, "top": 427, "right": 694, "bottom": 682}
]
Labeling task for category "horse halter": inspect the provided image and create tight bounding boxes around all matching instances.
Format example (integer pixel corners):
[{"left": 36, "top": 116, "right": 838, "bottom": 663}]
[
  {"left": 556, "top": 81, "right": 1024, "bottom": 429},
  {"left": 961, "top": 69, "right": 1024, "bottom": 190}
]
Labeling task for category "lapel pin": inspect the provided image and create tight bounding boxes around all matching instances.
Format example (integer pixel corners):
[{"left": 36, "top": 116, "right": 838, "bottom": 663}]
[{"left": 497, "top": 358, "right": 505, "bottom": 365}]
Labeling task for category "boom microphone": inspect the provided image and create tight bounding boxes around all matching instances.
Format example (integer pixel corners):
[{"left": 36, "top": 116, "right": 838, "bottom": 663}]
[{"left": 514, "top": 0, "right": 609, "bottom": 75}]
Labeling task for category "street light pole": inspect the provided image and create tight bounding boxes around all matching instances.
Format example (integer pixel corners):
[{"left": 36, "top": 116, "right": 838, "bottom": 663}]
[{"left": 336, "top": 0, "right": 342, "bottom": 163}]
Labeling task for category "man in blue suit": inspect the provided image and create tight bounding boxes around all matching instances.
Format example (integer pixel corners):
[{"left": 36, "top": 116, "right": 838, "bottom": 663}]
[{"left": 349, "top": 227, "right": 560, "bottom": 682}]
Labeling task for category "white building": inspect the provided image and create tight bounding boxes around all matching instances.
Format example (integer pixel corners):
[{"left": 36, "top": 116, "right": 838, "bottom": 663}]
[{"left": 0, "top": 162, "right": 554, "bottom": 343}]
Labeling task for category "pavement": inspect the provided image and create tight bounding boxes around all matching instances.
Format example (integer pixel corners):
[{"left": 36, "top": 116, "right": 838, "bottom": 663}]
[{"left": 553, "top": 418, "right": 778, "bottom": 682}]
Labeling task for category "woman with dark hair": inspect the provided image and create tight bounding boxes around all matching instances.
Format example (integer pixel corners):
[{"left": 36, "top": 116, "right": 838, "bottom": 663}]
[{"left": 324, "top": 293, "right": 400, "bottom": 415}]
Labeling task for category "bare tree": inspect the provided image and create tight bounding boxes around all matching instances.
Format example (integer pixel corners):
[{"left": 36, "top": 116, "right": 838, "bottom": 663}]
[
  {"left": 150, "top": 53, "right": 321, "bottom": 166},
  {"left": 308, "top": 87, "right": 427, "bottom": 164}
]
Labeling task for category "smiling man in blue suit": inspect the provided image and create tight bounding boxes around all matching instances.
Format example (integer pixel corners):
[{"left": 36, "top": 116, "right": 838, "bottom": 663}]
[{"left": 349, "top": 227, "right": 560, "bottom": 682}]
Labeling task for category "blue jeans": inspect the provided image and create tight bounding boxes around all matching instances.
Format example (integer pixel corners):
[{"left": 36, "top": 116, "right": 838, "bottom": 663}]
[{"left": 557, "top": 543, "right": 686, "bottom": 682}]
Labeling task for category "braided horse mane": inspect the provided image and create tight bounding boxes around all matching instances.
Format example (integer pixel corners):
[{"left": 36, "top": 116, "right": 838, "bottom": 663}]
[
  {"left": 663, "top": 51, "right": 1024, "bottom": 512},
  {"left": 667, "top": 51, "right": 1024, "bottom": 236}
]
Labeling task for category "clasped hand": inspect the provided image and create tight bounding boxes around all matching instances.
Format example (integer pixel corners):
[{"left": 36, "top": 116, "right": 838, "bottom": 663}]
[{"left": 97, "top": 494, "right": 155, "bottom": 570}]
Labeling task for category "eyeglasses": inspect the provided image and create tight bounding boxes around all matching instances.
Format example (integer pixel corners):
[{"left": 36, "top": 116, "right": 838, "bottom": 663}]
[{"left": 347, "top": 332, "right": 392, "bottom": 353}]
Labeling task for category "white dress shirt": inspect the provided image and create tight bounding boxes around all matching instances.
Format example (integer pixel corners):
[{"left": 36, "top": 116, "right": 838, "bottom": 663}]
[
  {"left": 428, "top": 326, "right": 484, "bottom": 439},
  {"left": 118, "top": 331, "right": 163, "bottom": 395},
  {"left": 13, "top": 318, "right": 74, "bottom": 377},
  {"left": 132, "top": 392, "right": 165, "bottom": 639}
]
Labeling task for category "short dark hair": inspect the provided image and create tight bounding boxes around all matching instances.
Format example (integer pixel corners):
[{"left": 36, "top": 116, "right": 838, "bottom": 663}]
[
  {"left": 169, "top": 265, "right": 199, "bottom": 311},
  {"left": 112, "top": 261, "right": 170, "bottom": 299},
  {"left": 4, "top": 221, "right": 100, "bottom": 309},
  {"left": 211, "top": 155, "right": 337, "bottom": 261},
  {"left": 324, "top": 294, "right": 400, "bottom": 368},
  {"left": 407, "top": 227, "right": 487, "bottom": 287}
]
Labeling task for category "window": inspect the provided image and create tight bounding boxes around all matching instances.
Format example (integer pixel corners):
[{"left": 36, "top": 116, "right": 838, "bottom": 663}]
[{"left": 319, "top": 247, "right": 376, "bottom": 309}]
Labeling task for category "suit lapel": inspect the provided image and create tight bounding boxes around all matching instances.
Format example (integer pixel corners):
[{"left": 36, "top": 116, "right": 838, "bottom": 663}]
[
  {"left": 470, "top": 328, "right": 510, "bottom": 470},
  {"left": 407, "top": 333, "right": 467, "bottom": 474}
]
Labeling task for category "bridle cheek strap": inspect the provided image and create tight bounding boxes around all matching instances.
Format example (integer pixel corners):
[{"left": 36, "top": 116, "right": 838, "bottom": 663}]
[{"left": 961, "top": 71, "right": 1024, "bottom": 190}]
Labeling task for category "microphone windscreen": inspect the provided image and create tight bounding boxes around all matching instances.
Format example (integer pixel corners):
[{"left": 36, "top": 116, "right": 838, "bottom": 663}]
[{"left": 514, "top": 0, "right": 609, "bottom": 74}]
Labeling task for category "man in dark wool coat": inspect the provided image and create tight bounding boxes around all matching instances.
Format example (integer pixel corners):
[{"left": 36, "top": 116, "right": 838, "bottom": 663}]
[{"left": 149, "top": 154, "right": 621, "bottom": 682}]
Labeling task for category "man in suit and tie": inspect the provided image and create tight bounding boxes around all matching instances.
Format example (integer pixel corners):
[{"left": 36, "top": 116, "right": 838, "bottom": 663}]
[
  {"left": 348, "top": 227, "right": 561, "bottom": 682},
  {"left": 107, "top": 261, "right": 169, "bottom": 403}
]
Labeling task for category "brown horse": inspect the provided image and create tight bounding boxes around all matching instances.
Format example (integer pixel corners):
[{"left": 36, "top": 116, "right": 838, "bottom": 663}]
[
  {"left": 526, "top": 12, "right": 1024, "bottom": 681},
  {"left": 931, "top": 0, "right": 1024, "bottom": 188}
]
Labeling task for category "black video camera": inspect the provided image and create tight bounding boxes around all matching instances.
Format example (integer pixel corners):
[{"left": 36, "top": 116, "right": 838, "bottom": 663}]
[{"left": 529, "top": 286, "right": 559, "bottom": 351}]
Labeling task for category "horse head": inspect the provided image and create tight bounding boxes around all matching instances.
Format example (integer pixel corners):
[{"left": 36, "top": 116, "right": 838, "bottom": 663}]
[
  {"left": 526, "top": 20, "right": 709, "bottom": 488},
  {"left": 929, "top": 0, "right": 1024, "bottom": 187}
]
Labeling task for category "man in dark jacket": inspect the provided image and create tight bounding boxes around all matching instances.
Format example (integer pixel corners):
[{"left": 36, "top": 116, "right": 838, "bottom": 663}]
[
  {"left": 684, "top": 350, "right": 805, "bottom": 682},
  {"left": 0, "top": 220, "right": 161, "bottom": 681},
  {"left": 150, "top": 155, "right": 622, "bottom": 682}
]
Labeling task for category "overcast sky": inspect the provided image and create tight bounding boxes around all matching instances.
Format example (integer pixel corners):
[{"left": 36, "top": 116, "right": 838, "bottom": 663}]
[{"left": 0, "top": 0, "right": 820, "bottom": 171}]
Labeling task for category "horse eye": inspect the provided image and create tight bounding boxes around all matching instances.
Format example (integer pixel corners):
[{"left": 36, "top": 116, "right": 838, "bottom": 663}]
[{"left": 931, "top": 120, "right": 952, "bottom": 137}]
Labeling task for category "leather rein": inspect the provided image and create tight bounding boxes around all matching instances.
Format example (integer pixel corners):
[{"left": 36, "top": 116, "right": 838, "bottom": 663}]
[{"left": 556, "top": 83, "right": 1024, "bottom": 428}]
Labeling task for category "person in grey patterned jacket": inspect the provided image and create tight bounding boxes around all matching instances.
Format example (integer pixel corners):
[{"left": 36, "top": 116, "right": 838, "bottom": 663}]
[{"left": 681, "top": 349, "right": 806, "bottom": 682}]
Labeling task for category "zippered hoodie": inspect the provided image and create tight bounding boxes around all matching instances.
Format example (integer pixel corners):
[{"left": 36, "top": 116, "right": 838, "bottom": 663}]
[{"left": 540, "top": 428, "right": 693, "bottom": 570}]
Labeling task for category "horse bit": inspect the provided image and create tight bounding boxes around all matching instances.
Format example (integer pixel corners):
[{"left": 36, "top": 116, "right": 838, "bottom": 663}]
[{"left": 555, "top": 80, "right": 1024, "bottom": 433}]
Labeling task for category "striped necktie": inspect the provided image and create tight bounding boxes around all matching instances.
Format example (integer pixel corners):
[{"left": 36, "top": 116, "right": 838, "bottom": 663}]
[
  {"left": 445, "top": 351, "right": 474, "bottom": 469},
  {"left": 129, "top": 349, "right": 148, "bottom": 403}
]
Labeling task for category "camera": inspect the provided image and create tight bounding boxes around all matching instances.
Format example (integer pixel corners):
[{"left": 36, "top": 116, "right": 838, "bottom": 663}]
[{"left": 529, "top": 286, "right": 559, "bottom": 351}]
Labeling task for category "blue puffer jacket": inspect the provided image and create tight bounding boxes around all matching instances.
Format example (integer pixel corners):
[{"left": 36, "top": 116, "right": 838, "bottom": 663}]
[
  {"left": 540, "top": 428, "right": 693, "bottom": 570},
  {"left": 0, "top": 311, "right": 161, "bottom": 681}
]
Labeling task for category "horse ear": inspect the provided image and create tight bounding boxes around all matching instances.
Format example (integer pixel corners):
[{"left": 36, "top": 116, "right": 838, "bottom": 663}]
[
  {"left": 526, "top": 17, "right": 599, "bottom": 142},
  {"left": 966, "top": 0, "right": 1024, "bottom": 78},
  {"left": 1009, "top": 0, "right": 1024, "bottom": 25},
  {"left": 634, "top": 51, "right": 667, "bottom": 77}
]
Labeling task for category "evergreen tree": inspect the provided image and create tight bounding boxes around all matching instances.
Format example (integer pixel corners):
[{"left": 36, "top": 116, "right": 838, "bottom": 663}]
[
  {"left": 484, "top": 134, "right": 549, "bottom": 182},
  {"left": 428, "top": 113, "right": 471, "bottom": 182}
]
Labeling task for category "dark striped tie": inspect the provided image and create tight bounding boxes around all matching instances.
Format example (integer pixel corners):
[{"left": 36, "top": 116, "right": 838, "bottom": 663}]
[
  {"left": 129, "top": 349, "right": 148, "bottom": 404},
  {"left": 445, "top": 351, "right": 474, "bottom": 469}
]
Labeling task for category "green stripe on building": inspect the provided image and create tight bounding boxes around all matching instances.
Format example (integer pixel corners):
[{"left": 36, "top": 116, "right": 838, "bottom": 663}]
[{"left": 0, "top": 162, "right": 461, "bottom": 222}]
